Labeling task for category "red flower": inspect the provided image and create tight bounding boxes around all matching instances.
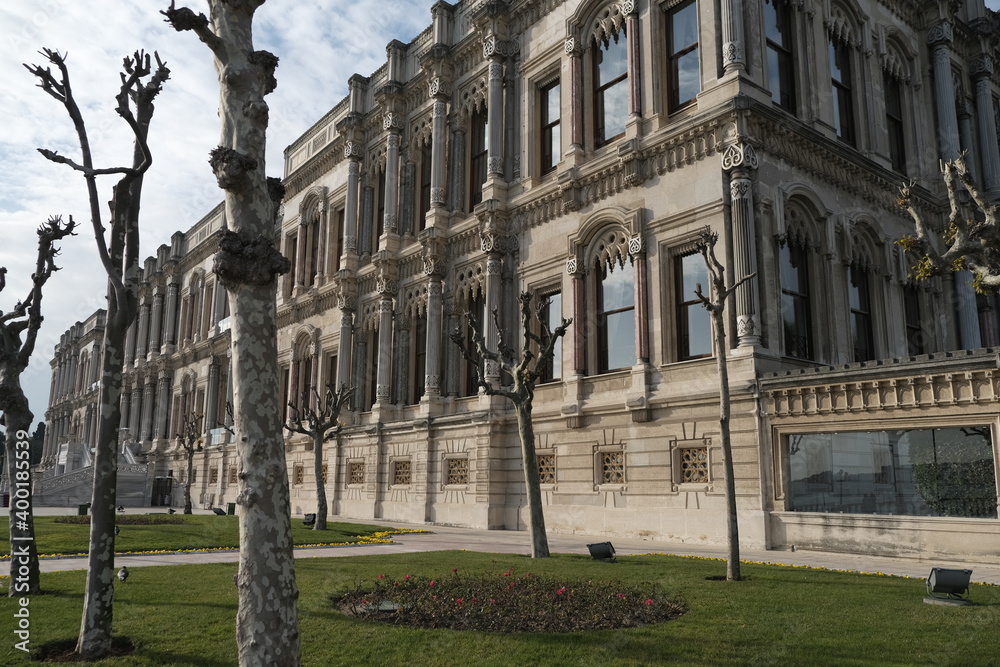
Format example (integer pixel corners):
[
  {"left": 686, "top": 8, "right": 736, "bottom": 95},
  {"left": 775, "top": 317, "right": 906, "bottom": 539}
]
[
  {"left": 644, "top": 599, "right": 653, "bottom": 605},
  {"left": 377, "top": 574, "right": 384, "bottom": 580},
  {"left": 557, "top": 587, "right": 566, "bottom": 595},
  {"left": 361, "top": 599, "right": 368, "bottom": 604},
  {"left": 489, "top": 598, "right": 496, "bottom": 605},
  {"left": 404, "top": 574, "right": 411, "bottom": 581},
  {"left": 393, "top": 582, "right": 399, "bottom": 587},
  {"left": 452, "top": 568, "right": 458, "bottom": 574},
  {"left": 617, "top": 593, "right": 625, "bottom": 599},
  {"left": 456, "top": 598, "right": 463, "bottom": 604},
  {"left": 429, "top": 580, "right": 437, "bottom": 587}
]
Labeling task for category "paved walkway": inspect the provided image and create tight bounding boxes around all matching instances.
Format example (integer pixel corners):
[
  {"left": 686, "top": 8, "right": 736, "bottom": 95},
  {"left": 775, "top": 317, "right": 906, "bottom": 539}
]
[{"left": 30, "top": 508, "right": 1000, "bottom": 585}]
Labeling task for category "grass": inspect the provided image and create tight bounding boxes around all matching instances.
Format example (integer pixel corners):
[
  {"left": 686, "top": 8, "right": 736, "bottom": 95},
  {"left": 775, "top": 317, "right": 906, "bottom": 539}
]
[
  {"left": 0, "top": 516, "right": 400, "bottom": 557},
  {"left": 0, "top": 550, "right": 997, "bottom": 665}
]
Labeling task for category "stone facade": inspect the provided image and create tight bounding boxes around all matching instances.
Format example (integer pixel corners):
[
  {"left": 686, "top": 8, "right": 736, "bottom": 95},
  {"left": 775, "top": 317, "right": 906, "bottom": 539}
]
[{"left": 43, "top": 0, "right": 1000, "bottom": 561}]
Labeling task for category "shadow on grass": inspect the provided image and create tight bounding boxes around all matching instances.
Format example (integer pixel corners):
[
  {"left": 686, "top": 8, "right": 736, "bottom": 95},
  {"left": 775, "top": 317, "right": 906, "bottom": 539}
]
[{"left": 34, "top": 636, "right": 135, "bottom": 663}]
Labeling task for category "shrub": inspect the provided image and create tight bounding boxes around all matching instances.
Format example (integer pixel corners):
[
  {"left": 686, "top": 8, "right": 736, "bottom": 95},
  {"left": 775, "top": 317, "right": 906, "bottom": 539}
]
[
  {"left": 54, "top": 514, "right": 187, "bottom": 525},
  {"left": 331, "top": 568, "right": 685, "bottom": 632}
]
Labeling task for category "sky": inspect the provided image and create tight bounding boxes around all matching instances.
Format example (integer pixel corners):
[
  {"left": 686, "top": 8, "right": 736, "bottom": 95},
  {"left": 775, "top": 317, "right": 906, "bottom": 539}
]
[{"left": 0, "top": 0, "right": 437, "bottom": 428}]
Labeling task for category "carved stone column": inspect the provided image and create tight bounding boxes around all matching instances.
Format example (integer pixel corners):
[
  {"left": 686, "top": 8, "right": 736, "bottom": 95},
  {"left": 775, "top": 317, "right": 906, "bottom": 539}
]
[
  {"left": 631, "top": 236, "right": 649, "bottom": 362},
  {"left": 971, "top": 55, "right": 1000, "bottom": 198},
  {"left": 374, "top": 266, "right": 398, "bottom": 404},
  {"left": 294, "top": 219, "right": 308, "bottom": 293},
  {"left": 485, "top": 51, "right": 505, "bottom": 177},
  {"left": 568, "top": 258, "right": 586, "bottom": 375},
  {"left": 958, "top": 100, "right": 977, "bottom": 179},
  {"left": 135, "top": 300, "right": 151, "bottom": 362},
  {"left": 148, "top": 290, "right": 164, "bottom": 359},
  {"left": 565, "top": 38, "right": 584, "bottom": 157},
  {"left": 722, "top": 142, "right": 761, "bottom": 347},
  {"left": 336, "top": 286, "right": 357, "bottom": 390},
  {"left": 140, "top": 377, "right": 155, "bottom": 442},
  {"left": 721, "top": 0, "right": 746, "bottom": 74},
  {"left": 955, "top": 271, "right": 983, "bottom": 349},
  {"left": 129, "top": 385, "right": 142, "bottom": 436},
  {"left": 120, "top": 388, "right": 132, "bottom": 436},
  {"left": 393, "top": 318, "right": 410, "bottom": 404},
  {"left": 430, "top": 93, "right": 449, "bottom": 211},
  {"left": 343, "top": 145, "right": 363, "bottom": 269},
  {"left": 422, "top": 234, "right": 447, "bottom": 400},
  {"left": 479, "top": 210, "right": 509, "bottom": 384},
  {"left": 162, "top": 282, "right": 178, "bottom": 353},
  {"left": 450, "top": 118, "right": 466, "bottom": 211},
  {"left": 929, "top": 22, "right": 960, "bottom": 161},
  {"left": 382, "top": 114, "right": 403, "bottom": 248},
  {"left": 154, "top": 372, "right": 171, "bottom": 440},
  {"left": 625, "top": 2, "right": 641, "bottom": 119},
  {"left": 316, "top": 200, "right": 328, "bottom": 283},
  {"left": 206, "top": 359, "right": 220, "bottom": 435},
  {"left": 445, "top": 302, "right": 461, "bottom": 396}
]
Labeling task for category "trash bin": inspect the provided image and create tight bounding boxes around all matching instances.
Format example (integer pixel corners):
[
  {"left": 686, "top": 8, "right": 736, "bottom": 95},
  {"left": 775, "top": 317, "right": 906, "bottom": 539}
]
[
  {"left": 226, "top": 502, "right": 236, "bottom": 515},
  {"left": 77, "top": 503, "right": 90, "bottom": 516}
]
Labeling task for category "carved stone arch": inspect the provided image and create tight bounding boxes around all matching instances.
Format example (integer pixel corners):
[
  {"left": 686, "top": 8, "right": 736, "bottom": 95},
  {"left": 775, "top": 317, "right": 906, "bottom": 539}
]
[
  {"left": 568, "top": 0, "right": 630, "bottom": 50},
  {"left": 291, "top": 324, "right": 318, "bottom": 360},
  {"left": 454, "top": 261, "right": 486, "bottom": 304},
  {"left": 825, "top": 0, "right": 866, "bottom": 48},
  {"left": 457, "top": 76, "right": 488, "bottom": 120},
  {"left": 299, "top": 186, "right": 328, "bottom": 222},
  {"left": 359, "top": 299, "right": 382, "bottom": 332},
  {"left": 779, "top": 185, "right": 830, "bottom": 253},
  {"left": 400, "top": 280, "right": 430, "bottom": 321},
  {"left": 880, "top": 29, "right": 916, "bottom": 84},
  {"left": 569, "top": 206, "right": 644, "bottom": 273},
  {"left": 409, "top": 112, "right": 434, "bottom": 151},
  {"left": 366, "top": 144, "right": 388, "bottom": 180},
  {"left": 842, "top": 216, "right": 885, "bottom": 274},
  {"left": 180, "top": 371, "right": 197, "bottom": 395},
  {"left": 187, "top": 268, "right": 206, "bottom": 291}
]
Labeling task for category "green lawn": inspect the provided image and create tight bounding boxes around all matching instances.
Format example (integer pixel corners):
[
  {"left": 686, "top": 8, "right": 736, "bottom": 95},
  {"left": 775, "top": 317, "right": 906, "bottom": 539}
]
[
  {"left": 0, "top": 516, "right": 397, "bottom": 557},
  {"left": 0, "top": 550, "right": 997, "bottom": 666}
]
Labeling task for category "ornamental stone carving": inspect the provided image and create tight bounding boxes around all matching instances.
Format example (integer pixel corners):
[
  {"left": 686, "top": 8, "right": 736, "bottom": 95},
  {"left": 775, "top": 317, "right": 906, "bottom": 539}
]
[
  {"left": 482, "top": 35, "right": 519, "bottom": 60},
  {"left": 344, "top": 235, "right": 358, "bottom": 253},
  {"left": 384, "top": 213, "right": 397, "bottom": 233},
  {"left": 564, "top": 37, "right": 580, "bottom": 56},
  {"left": 567, "top": 257, "right": 581, "bottom": 275},
  {"left": 423, "top": 256, "right": 447, "bottom": 277},
  {"left": 970, "top": 55, "right": 994, "bottom": 79},
  {"left": 429, "top": 77, "right": 451, "bottom": 98},
  {"left": 486, "top": 258, "right": 502, "bottom": 275},
  {"left": 721, "top": 142, "right": 758, "bottom": 171},
  {"left": 722, "top": 42, "right": 744, "bottom": 67},
  {"left": 731, "top": 179, "right": 752, "bottom": 199},
  {"left": 376, "top": 276, "right": 399, "bottom": 296},
  {"left": 433, "top": 100, "right": 447, "bottom": 117},
  {"left": 386, "top": 133, "right": 401, "bottom": 148},
  {"left": 628, "top": 235, "right": 644, "bottom": 255},
  {"left": 927, "top": 21, "right": 953, "bottom": 47},
  {"left": 383, "top": 113, "right": 404, "bottom": 131},
  {"left": 345, "top": 142, "right": 363, "bottom": 159},
  {"left": 481, "top": 232, "right": 511, "bottom": 254},
  {"left": 425, "top": 374, "right": 440, "bottom": 390},
  {"left": 430, "top": 186, "right": 446, "bottom": 205},
  {"left": 488, "top": 156, "right": 504, "bottom": 175},
  {"left": 620, "top": 0, "right": 636, "bottom": 15}
]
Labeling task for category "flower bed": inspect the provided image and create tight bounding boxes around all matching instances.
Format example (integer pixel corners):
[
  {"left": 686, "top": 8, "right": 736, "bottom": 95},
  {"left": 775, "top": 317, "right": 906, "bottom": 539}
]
[{"left": 332, "top": 568, "right": 686, "bottom": 632}]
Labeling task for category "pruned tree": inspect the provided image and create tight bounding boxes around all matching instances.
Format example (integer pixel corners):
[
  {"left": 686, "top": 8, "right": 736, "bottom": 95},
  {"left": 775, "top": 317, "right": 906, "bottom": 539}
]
[
  {"left": 693, "top": 231, "right": 754, "bottom": 582},
  {"left": 0, "top": 215, "right": 77, "bottom": 596},
  {"left": 450, "top": 291, "right": 571, "bottom": 559},
  {"left": 176, "top": 413, "right": 204, "bottom": 515},
  {"left": 162, "top": 3, "right": 298, "bottom": 664},
  {"left": 27, "top": 48, "right": 169, "bottom": 659},
  {"left": 898, "top": 153, "right": 1000, "bottom": 290},
  {"left": 285, "top": 383, "right": 354, "bottom": 530}
]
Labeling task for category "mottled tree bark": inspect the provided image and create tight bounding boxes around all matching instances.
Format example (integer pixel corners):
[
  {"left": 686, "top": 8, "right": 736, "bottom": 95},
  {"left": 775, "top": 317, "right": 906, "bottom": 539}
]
[
  {"left": 163, "top": 3, "right": 299, "bottom": 664},
  {"left": 695, "top": 232, "right": 754, "bottom": 582},
  {"left": 0, "top": 217, "right": 75, "bottom": 596},
  {"left": 286, "top": 384, "right": 353, "bottom": 531},
  {"left": 28, "top": 49, "right": 167, "bottom": 658},
  {"left": 451, "top": 292, "right": 570, "bottom": 559},
  {"left": 177, "top": 413, "right": 203, "bottom": 515}
]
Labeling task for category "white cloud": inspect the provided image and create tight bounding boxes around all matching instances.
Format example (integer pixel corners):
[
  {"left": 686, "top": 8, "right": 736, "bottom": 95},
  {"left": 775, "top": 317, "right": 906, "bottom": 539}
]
[{"left": 0, "top": 0, "right": 435, "bottom": 427}]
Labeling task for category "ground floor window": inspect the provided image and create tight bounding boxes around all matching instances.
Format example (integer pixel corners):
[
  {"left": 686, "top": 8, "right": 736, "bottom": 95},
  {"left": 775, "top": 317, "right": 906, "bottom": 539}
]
[{"left": 787, "top": 427, "right": 997, "bottom": 518}]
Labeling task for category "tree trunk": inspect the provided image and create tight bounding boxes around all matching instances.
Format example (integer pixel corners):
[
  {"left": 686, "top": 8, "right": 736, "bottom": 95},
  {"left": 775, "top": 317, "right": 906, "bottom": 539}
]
[
  {"left": 184, "top": 451, "right": 194, "bottom": 514},
  {"left": 711, "top": 308, "right": 741, "bottom": 581},
  {"left": 3, "top": 399, "right": 40, "bottom": 596},
  {"left": 76, "top": 306, "right": 128, "bottom": 658},
  {"left": 230, "top": 283, "right": 299, "bottom": 666},
  {"left": 313, "top": 433, "right": 327, "bottom": 530},
  {"left": 515, "top": 401, "right": 549, "bottom": 558}
]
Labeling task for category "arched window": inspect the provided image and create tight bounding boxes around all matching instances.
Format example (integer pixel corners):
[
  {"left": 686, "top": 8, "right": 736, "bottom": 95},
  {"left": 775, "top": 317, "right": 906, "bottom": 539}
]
[
  {"left": 594, "top": 29, "right": 628, "bottom": 147},
  {"left": 597, "top": 258, "right": 635, "bottom": 372}
]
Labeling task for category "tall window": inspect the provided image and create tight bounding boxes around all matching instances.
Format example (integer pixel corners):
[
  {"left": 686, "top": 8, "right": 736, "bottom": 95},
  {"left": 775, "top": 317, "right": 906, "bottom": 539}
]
[
  {"left": 676, "top": 252, "right": 712, "bottom": 360},
  {"left": 539, "top": 291, "right": 562, "bottom": 383},
  {"left": 780, "top": 242, "right": 813, "bottom": 360},
  {"left": 849, "top": 266, "right": 874, "bottom": 361},
  {"left": 306, "top": 215, "right": 320, "bottom": 288},
  {"left": 540, "top": 80, "right": 561, "bottom": 174},
  {"left": 594, "top": 30, "right": 628, "bottom": 147},
  {"left": 903, "top": 286, "right": 924, "bottom": 355},
  {"left": 469, "top": 108, "right": 488, "bottom": 210},
  {"left": 884, "top": 72, "right": 905, "bottom": 173},
  {"left": 667, "top": 0, "right": 699, "bottom": 111},
  {"left": 365, "top": 328, "right": 379, "bottom": 410},
  {"left": 418, "top": 140, "right": 432, "bottom": 232},
  {"left": 764, "top": 0, "right": 795, "bottom": 113},
  {"left": 598, "top": 261, "right": 635, "bottom": 372},
  {"left": 830, "top": 38, "right": 855, "bottom": 145}
]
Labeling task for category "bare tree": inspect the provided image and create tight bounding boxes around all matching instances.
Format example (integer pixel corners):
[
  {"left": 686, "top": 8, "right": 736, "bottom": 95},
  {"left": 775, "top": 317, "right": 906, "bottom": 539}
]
[
  {"left": 0, "top": 216, "right": 77, "bottom": 596},
  {"left": 27, "top": 49, "right": 168, "bottom": 659},
  {"left": 693, "top": 231, "right": 754, "bottom": 582},
  {"left": 285, "top": 383, "right": 354, "bottom": 530},
  {"left": 162, "top": 3, "right": 298, "bottom": 664},
  {"left": 176, "top": 413, "right": 204, "bottom": 515},
  {"left": 898, "top": 153, "right": 1000, "bottom": 290},
  {"left": 450, "top": 291, "right": 570, "bottom": 559}
]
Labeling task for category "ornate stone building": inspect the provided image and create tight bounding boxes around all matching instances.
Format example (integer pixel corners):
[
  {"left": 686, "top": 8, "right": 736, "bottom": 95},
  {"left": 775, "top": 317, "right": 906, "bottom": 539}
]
[{"left": 44, "top": 0, "right": 1000, "bottom": 561}]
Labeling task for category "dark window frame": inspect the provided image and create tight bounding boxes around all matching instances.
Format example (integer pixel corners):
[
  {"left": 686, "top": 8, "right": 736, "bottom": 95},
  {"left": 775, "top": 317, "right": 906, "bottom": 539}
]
[
  {"left": 764, "top": 0, "right": 796, "bottom": 113},
  {"left": 540, "top": 79, "right": 561, "bottom": 174},
  {"left": 666, "top": 0, "right": 699, "bottom": 113},
  {"left": 593, "top": 29, "right": 629, "bottom": 148},
  {"left": 780, "top": 240, "right": 814, "bottom": 360}
]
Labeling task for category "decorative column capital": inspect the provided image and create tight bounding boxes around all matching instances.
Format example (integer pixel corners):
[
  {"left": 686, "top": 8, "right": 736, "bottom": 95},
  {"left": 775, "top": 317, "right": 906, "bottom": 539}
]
[
  {"left": 566, "top": 257, "right": 584, "bottom": 276},
  {"left": 721, "top": 142, "right": 758, "bottom": 172},
  {"left": 383, "top": 113, "right": 404, "bottom": 132},
  {"left": 970, "top": 55, "right": 994, "bottom": 80},
  {"left": 564, "top": 37, "right": 582, "bottom": 57},
  {"left": 927, "top": 21, "right": 953, "bottom": 48},
  {"left": 344, "top": 141, "right": 364, "bottom": 160},
  {"left": 482, "top": 35, "right": 519, "bottom": 60},
  {"left": 429, "top": 76, "right": 451, "bottom": 98}
]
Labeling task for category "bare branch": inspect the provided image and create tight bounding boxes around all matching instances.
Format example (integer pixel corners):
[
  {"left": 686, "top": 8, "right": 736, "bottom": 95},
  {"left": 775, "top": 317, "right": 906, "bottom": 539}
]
[{"left": 161, "top": 2, "right": 224, "bottom": 55}]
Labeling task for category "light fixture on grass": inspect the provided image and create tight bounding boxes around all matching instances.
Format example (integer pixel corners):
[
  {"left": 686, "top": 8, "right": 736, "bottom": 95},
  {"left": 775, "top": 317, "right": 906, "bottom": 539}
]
[
  {"left": 587, "top": 541, "right": 616, "bottom": 562},
  {"left": 924, "top": 567, "right": 973, "bottom": 606}
]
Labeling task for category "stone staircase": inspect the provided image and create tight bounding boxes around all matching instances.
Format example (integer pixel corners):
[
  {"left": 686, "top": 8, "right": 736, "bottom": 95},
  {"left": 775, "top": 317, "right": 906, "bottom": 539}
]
[{"left": 34, "top": 462, "right": 149, "bottom": 507}]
